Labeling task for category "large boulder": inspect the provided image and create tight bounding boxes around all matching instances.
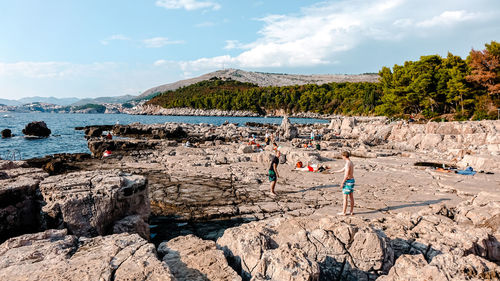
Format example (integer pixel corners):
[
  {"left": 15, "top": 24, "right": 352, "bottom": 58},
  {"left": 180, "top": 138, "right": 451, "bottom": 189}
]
[
  {"left": 0, "top": 229, "right": 175, "bottom": 281},
  {"left": 217, "top": 217, "right": 394, "bottom": 280},
  {"left": 159, "top": 234, "right": 242, "bottom": 281},
  {"left": 377, "top": 253, "right": 500, "bottom": 281},
  {"left": 279, "top": 116, "right": 298, "bottom": 140},
  {"left": 39, "top": 169, "right": 150, "bottom": 239},
  {"left": 340, "top": 117, "right": 356, "bottom": 136},
  {"left": 1, "top": 129, "right": 11, "bottom": 138},
  {"left": 22, "top": 121, "right": 51, "bottom": 137}
]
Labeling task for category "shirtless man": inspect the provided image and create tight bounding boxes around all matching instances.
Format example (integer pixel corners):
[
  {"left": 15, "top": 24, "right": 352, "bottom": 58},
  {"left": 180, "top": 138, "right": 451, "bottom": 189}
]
[{"left": 332, "top": 151, "right": 355, "bottom": 215}]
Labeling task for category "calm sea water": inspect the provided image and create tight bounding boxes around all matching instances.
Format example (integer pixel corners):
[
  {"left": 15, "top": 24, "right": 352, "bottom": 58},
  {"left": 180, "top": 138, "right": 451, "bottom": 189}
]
[{"left": 0, "top": 113, "right": 327, "bottom": 160}]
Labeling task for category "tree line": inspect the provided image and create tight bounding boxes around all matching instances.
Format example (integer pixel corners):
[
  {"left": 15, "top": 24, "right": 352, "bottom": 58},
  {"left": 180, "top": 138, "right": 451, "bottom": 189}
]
[{"left": 148, "top": 41, "right": 499, "bottom": 120}]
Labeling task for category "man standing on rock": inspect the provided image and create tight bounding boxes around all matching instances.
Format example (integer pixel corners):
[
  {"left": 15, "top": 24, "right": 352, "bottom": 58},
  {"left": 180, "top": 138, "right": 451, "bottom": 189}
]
[
  {"left": 268, "top": 149, "right": 281, "bottom": 196},
  {"left": 333, "top": 151, "right": 355, "bottom": 215}
]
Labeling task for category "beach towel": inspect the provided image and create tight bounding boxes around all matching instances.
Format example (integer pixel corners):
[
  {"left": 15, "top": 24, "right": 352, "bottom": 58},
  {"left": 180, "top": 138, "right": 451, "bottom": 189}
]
[{"left": 456, "top": 166, "right": 476, "bottom": 176}]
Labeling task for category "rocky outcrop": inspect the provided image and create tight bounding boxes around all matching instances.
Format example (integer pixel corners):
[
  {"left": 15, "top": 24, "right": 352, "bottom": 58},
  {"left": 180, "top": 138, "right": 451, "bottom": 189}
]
[
  {"left": 215, "top": 196, "right": 500, "bottom": 281},
  {"left": 321, "top": 118, "right": 500, "bottom": 171},
  {"left": 217, "top": 217, "right": 394, "bottom": 280},
  {"left": 24, "top": 153, "right": 91, "bottom": 175},
  {"left": 22, "top": 121, "right": 51, "bottom": 137},
  {"left": 88, "top": 139, "right": 163, "bottom": 157},
  {"left": 39, "top": 169, "right": 150, "bottom": 239},
  {"left": 378, "top": 253, "right": 500, "bottom": 281},
  {"left": 134, "top": 104, "right": 260, "bottom": 117},
  {"left": 0, "top": 163, "right": 48, "bottom": 242},
  {"left": 454, "top": 191, "right": 500, "bottom": 235},
  {"left": 1, "top": 129, "right": 11, "bottom": 138},
  {"left": 159, "top": 234, "right": 241, "bottom": 281},
  {"left": 0, "top": 229, "right": 174, "bottom": 281},
  {"left": 113, "top": 124, "right": 188, "bottom": 139},
  {"left": 279, "top": 116, "right": 298, "bottom": 140}
]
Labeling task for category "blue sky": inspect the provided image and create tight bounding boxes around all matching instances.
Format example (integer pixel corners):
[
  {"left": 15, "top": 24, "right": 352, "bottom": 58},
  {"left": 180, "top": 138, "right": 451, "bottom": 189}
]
[{"left": 0, "top": 0, "right": 499, "bottom": 99}]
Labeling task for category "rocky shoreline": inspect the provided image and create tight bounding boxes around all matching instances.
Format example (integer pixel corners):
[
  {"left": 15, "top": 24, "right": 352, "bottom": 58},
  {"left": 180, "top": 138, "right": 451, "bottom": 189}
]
[{"left": 0, "top": 117, "right": 499, "bottom": 280}]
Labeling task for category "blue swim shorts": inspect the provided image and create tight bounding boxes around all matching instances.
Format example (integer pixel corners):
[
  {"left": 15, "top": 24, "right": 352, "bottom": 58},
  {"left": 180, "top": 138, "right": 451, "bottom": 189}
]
[
  {"left": 268, "top": 170, "right": 277, "bottom": 182},
  {"left": 342, "top": 178, "right": 355, "bottom": 194}
]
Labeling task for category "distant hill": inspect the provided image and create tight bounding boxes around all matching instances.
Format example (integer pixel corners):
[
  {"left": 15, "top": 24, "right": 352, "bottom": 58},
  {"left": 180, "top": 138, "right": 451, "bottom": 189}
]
[
  {"left": 17, "top": 96, "right": 80, "bottom": 106},
  {"left": 0, "top": 98, "right": 22, "bottom": 106},
  {"left": 138, "top": 68, "right": 379, "bottom": 99},
  {"left": 147, "top": 77, "right": 381, "bottom": 115},
  {"left": 70, "top": 95, "right": 137, "bottom": 106}
]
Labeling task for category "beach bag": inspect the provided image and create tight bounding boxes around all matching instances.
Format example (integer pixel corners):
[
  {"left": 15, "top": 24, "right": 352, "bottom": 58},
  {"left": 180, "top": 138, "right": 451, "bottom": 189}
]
[{"left": 296, "top": 161, "right": 303, "bottom": 168}]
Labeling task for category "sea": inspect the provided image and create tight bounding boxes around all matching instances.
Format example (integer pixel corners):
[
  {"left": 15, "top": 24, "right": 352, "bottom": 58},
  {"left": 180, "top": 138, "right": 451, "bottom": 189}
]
[{"left": 0, "top": 112, "right": 328, "bottom": 160}]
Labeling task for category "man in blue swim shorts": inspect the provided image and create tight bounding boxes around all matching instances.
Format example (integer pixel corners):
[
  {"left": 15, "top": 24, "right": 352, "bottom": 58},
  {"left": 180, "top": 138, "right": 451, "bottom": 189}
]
[{"left": 333, "top": 151, "right": 355, "bottom": 215}]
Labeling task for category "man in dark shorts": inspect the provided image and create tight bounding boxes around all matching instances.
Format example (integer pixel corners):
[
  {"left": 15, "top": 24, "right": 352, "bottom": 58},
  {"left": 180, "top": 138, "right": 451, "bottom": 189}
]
[{"left": 268, "top": 149, "right": 281, "bottom": 196}]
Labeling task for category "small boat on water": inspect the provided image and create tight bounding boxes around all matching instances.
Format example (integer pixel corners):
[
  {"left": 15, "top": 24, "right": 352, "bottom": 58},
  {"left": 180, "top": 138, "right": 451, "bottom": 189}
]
[{"left": 3, "top": 114, "right": 12, "bottom": 118}]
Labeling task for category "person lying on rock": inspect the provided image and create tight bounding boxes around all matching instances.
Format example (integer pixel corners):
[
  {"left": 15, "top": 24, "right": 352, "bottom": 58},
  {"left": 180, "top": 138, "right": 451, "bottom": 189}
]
[
  {"left": 332, "top": 151, "right": 355, "bottom": 215},
  {"left": 268, "top": 149, "right": 281, "bottom": 196}
]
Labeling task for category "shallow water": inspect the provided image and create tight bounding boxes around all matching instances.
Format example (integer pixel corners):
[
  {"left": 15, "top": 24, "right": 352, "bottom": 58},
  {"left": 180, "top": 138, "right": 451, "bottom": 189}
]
[{"left": 0, "top": 113, "right": 327, "bottom": 160}]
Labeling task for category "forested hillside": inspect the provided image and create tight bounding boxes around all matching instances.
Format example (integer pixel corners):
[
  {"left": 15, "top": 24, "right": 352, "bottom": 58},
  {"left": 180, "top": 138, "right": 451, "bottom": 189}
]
[{"left": 148, "top": 41, "right": 499, "bottom": 120}]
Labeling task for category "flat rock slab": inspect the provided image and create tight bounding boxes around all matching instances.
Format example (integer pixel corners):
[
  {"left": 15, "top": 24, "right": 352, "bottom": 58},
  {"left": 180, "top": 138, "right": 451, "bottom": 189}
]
[
  {"left": 159, "top": 234, "right": 241, "bottom": 281},
  {"left": 40, "top": 169, "right": 150, "bottom": 239},
  {"left": 0, "top": 229, "right": 174, "bottom": 281}
]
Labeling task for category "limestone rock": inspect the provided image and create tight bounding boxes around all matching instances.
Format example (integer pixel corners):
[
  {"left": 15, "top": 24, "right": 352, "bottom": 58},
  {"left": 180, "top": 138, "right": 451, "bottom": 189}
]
[
  {"left": 160, "top": 234, "right": 241, "bottom": 281},
  {"left": 40, "top": 169, "right": 150, "bottom": 239},
  {"left": 0, "top": 167, "right": 48, "bottom": 242},
  {"left": 251, "top": 243, "right": 321, "bottom": 281},
  {"left": 280, "top": 116, "right": 298, "bottom": 140},
  {"left": 238, "top": 145, "right": 255, "bottom": 154},
  {"left": 22, "top": 121, "right": 51, "bottom": 137},
  {"left": 0, "top": 229, "right": 174, "bottom": 281},
  {"left": 340, "top": 117, "right": 356, "bottom": 135},
  {"left": 217, "top": 217, "right": 394, "bottom": 280},
  {"left": 377, "top": 253, "right": 500, "bottom": 281},
  {"left": 84, "top": 127, "right": 106, "bottom": 138},
  {"left": 113, "top": 214, "right": 149, "bottom": 240},
  {"left": 88, "top": 139, "right": 162, "bottom": 158}
]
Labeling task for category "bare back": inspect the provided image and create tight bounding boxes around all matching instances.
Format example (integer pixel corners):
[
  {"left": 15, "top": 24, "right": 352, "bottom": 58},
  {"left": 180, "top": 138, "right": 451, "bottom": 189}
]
[{"left": 344, "top": 159, "right": 354, "bottom": 180}]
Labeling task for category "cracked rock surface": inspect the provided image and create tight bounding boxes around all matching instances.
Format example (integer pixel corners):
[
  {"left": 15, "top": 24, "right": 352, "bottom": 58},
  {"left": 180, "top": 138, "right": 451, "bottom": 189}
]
[
  {"left": 40, "top": 169, "right": 150, "bottom": 239},
  {"left": 0, "top": 229, "right": 174, "bottom": 281}
]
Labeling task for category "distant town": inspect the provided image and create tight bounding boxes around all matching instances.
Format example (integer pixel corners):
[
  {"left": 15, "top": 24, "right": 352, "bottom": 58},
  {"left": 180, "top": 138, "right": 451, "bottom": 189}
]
[{"left": 0, "top": 101, "right": 141, "bottom": 114}]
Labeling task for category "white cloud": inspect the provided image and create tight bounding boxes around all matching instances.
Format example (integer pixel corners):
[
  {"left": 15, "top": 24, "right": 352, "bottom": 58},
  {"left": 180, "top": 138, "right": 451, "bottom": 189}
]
[
  {"left": 416, "top": 10, "right": 479, "bottom": 27},
  {"left": 100, "top": 34, "right": 130, "bottom": 45},
  {"left": 143, "top": 37, "right": 184, "bottom": 48},
  {"left": 175, "top": 0, "right": 495, "bottom": 74},
  {"left": 155, "top": 0, "right": 220, "bottom": 11},
  {"left": 179, "top": 55, "right": 235, "bottom": 72},
  {"left": 224, "top": 40, "right": 247, "bottom": 50},
  {"left": 154, "top": 59, "right": 168, "bottom": 66},
  {"left": 195, "top": 21, "right": 216, "bottom": 27}
]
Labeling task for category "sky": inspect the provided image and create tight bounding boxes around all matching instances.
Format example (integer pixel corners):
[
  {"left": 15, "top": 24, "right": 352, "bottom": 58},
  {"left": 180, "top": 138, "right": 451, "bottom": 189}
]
[{"left": 0, "top": 0, "right": 499, "bottom": 99}]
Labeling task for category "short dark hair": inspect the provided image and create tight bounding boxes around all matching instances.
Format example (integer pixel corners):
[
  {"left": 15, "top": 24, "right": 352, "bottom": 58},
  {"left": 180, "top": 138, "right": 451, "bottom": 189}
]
[{"left": 342, "top": 151, "right": 350, "bottom": 158}]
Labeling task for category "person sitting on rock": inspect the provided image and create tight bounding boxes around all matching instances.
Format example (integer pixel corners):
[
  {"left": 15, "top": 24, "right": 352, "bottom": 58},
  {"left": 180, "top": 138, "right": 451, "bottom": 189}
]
[
  {"left": 106, "top": 132, "right": 112, "bottom": 140},
  {"left": 268, "top": 149, "right": 281, "bottom": 196},
  {"left": 332, "top": 151, "right": 355, "bottom": 216}
]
